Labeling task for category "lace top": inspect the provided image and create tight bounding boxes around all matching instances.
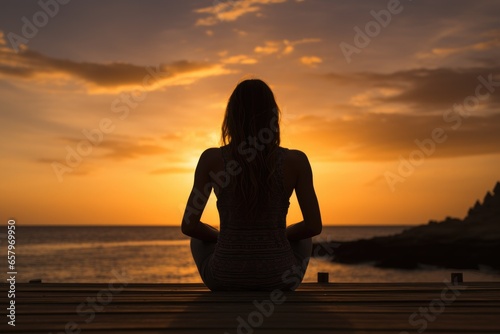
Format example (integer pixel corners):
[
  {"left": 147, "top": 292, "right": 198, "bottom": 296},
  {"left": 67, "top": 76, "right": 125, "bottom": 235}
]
[{"left": 208, "top": 145, "right": 299, "bottom": 290}]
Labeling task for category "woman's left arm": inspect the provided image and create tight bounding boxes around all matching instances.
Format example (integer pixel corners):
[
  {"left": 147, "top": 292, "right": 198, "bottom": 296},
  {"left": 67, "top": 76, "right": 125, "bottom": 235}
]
[{"left": 181, "top": 148, "right": 219, "bottom": 242}]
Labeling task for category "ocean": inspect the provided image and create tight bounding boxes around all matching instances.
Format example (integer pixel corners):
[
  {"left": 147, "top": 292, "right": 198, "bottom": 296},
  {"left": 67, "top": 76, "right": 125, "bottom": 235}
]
[{"left": 5, "top": 225, "right": 499, "bottom": 284}]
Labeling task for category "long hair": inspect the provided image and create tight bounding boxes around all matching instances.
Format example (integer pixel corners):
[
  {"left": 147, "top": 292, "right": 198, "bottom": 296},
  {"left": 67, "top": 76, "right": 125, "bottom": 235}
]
[{"left": 221, "top": 79, "right": 281, "bottom": 219}]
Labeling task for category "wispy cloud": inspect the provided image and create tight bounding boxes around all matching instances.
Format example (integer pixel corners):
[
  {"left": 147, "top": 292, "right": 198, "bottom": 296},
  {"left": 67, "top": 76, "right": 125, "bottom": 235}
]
[
  {"left": 221, "top": 54, "right": 258, "bottom": 65},
  {"left": 194, "top": 0, "right": 287, "bottom": 26},
  {"left": 325, "top": 67, "right": 500, "bottom": 111},
  {"left": 35, "top": 136, "right": 171, "bottom": 179},
  {"left": 0, "top": 32, "right": 231, "bottom": 94},
  {"left": 254, "top": 41, "right": 281, "bottom": 55},
  {"left": 416, "top": 29, "right": 500, "bottom": 59},
  {"left": 291, "top": 112, "right": 500, "bottom": 162},
  {"left": 300, "top": 56, "right": 322, "bottom": 67},
  {"left": 254, "top": 38, "right": 321, "bottom": 56},
  {"left": 99, "top": 140, "right": 169, "bottom": 160},
  {"left": 41, "top": 136, "right": 170, "bottom": 162}
]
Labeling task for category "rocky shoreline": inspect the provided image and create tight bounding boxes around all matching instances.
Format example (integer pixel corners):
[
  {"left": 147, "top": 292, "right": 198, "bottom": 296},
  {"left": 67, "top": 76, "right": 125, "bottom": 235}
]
[{"left": 313, "top": 182, "right": 500, "bottom": 270}]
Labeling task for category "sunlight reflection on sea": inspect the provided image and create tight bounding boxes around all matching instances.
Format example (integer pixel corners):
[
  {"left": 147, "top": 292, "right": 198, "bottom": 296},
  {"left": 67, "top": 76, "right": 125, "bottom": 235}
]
[{"left": 10, "top": 225, "right": 499, "bottom": 284}]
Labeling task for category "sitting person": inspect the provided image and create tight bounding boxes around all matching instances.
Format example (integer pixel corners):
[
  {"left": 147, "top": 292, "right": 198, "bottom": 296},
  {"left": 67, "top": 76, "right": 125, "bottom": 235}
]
[{"left": 181, "top": 78, "right": 322, "bottom": 291}]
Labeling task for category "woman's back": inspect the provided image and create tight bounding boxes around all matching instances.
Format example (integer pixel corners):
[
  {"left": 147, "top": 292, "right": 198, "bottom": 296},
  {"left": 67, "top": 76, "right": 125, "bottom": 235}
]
[
  {"left": 208, "top": 145, "right": 298, "bottom": 290},
  {"left": 207, "top": 145, "right": 303, "bottom": 200}
]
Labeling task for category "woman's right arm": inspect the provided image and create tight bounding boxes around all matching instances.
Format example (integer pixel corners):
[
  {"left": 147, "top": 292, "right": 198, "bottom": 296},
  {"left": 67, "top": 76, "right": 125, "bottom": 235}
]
[
  {"left": 181, "top": 148, "right": 219, "bottom": 242},
  {"left": 286, "top": 150, "right": 323, "bottom": 240}
]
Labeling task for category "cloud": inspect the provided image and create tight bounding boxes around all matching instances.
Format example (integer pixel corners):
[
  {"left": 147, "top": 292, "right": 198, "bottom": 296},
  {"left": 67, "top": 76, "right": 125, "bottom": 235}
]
[
  {"left": 418, "top": 40, "right": 500, "bottom": 59},
  {"left": 43, "top": 136, "right": 170, "bottom": 163},
  {"left": 283, "top": 38, "right": 321, "bottom": 54},
  {"left": 194, "top": 0, "right": 287, "bottom": 26},
  {"left": 254, "top": 41, "right": 281, "bottom": 55},
  {"left": 300, "top": 56, "right": 322, "bottom": 67},
  {"left": 324, "top": 67, "right": 500, "bottom": 111},
  {"left": 35, "top": 136, "right": 172, "bottom": 179},
  {"left": 416, "top": 29, "right": 500, "bottom": 59},
  {"left": 233, "top": 29, "right": 248, "bottom": 37},
  {"left": 150, "top": 167, "right": 193, "bottom": 175},
  {"left": 36, "top": 129, "right": 220, "bottom": 178},
  {"left": 221, "top": 54, "right": 258, "bottom": 65},
  {"left": 0, "top": 32, "right": 231, "bottom": 94},
  {"left": 289, "top": 112, "right": 500, "bottom": 162},
  {"left": 254, "top": 38, "right": 321, "bottom": 56},
  {"left": 99, "top": 140, "right": 169, "bottom": 160}
]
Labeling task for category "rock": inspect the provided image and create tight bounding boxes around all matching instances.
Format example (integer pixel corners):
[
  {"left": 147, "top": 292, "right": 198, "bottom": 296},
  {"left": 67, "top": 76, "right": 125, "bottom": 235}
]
[{"left": 313, "top": 181, "right": 500, "bottom": 270}]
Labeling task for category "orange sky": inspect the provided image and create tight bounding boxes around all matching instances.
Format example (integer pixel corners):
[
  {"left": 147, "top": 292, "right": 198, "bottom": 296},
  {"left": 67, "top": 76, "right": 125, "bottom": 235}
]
[{"left": 1, "top": 0, "right": 499, "bottom": 226}]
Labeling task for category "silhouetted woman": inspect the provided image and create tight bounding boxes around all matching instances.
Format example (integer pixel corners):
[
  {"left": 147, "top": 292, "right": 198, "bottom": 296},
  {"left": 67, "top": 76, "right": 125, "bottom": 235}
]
[{"left": 181, "top": 79, "right": 322, "bottom": 291}]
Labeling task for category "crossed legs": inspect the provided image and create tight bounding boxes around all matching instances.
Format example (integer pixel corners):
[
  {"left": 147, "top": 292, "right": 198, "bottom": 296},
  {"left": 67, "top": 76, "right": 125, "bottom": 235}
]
[{"left": 190, "top": 237, "right": 313, "bottom": 289}]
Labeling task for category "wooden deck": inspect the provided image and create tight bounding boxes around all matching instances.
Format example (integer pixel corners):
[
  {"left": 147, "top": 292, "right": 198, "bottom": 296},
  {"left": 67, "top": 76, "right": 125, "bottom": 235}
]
[{"left": 1, "top": 281, "right": 500, "bottom": 333}]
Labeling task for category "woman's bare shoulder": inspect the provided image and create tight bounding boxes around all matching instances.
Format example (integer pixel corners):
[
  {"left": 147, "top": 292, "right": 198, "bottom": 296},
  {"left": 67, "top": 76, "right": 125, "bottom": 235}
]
[
  {"left": 282, "top": 148, "right": 311, "bottom": 177},
  {"left": 201, "top": 147, "right": 221, "bottom": 157},
  {"left": 198, "top": 147, "right": 222, "bottom": 166},
  {"left": 284, "top": 148, "right": 309, "bottom": 163}
]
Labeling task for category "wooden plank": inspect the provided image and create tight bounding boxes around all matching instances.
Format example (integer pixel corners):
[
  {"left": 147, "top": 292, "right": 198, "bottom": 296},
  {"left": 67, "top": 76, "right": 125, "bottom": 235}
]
[
  {"left": 0, "top": 330, "right": 442, "bottom": 334},
  {"left": 7, "top": 293, "right": 497, "bottom": 304},
  {"left": 8, "top": 281, "right": 500, "bottom": 290},
  {"left": 0, "top": 282, "right": 499, "bottom": 333},
  {"left": 4, "top": 312, "right": 500, "bottom": 331},
  {"left": 12, "top": 303, "right": 500, "bottom": 314}
]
